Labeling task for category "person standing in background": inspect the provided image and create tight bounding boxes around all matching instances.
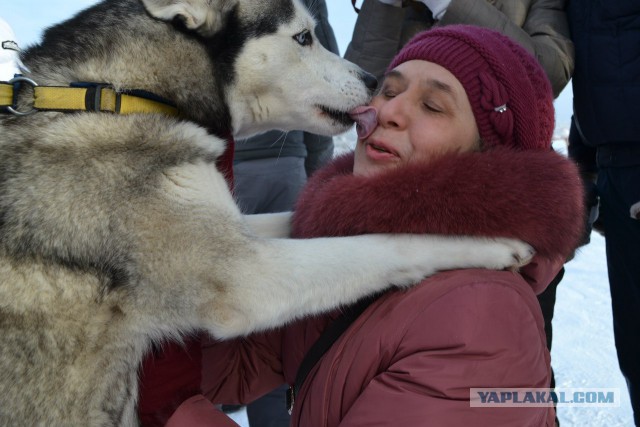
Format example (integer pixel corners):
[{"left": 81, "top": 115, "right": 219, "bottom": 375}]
[
  {"left": 233, "top": 130, "right": 333, "bottom": 216},
  {"left": 345, "top": 0, "right": 573, "bottom": 97},
  {"left": 567, "top": 1, "right": 640, "bottom": 424},
  {"left": 233, "top": 0, "right": 338, "bottom": 218},
  {"left": 344, "top": 3, "right": 574, "bottom": 423},
  {"left": 226, "top": 0, "right": 339, "bottom": 426}
]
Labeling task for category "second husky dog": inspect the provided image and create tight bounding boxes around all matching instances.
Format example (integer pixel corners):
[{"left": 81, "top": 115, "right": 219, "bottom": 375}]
[{"left": 0, "top": 0, "right": 532, "bottom": 425}]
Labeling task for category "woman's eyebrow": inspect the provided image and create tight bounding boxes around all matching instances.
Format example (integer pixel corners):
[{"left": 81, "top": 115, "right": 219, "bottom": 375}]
[
  {"left": 382, "top": 69, "right": 405, "bottom": 83},
  {"left": 382, "top": 71, "right": 458, "bottom": 106},
  {"left": 422, "top": 78, "right": 458, "bottom": 105}
]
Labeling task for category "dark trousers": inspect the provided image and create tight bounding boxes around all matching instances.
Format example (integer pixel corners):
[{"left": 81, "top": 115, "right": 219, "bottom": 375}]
[
  {"left": 538, "top": 267, "right": 563, "bottom": 360},
  {"left": 597, "top": 166, "right": 640, "bottom": 425},
  {"left": 233, "top": 157, "right": 307, "bottom": 215},
  {"left": 538, "top": 268, "right": 563, "bottom": 426},
  {"left": 246, "top": 384, "right": 291, "bottom": 427}
]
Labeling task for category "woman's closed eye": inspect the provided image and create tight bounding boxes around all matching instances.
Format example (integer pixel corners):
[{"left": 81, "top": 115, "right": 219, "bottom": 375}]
[
  {"left": 423, "top": 100, "right": 444, "bottom": 114},
  {"left": 377, "top": 85, "right": 398, "bottom": 99},
  {"left": 376, "top": 78, "right": 403, "bottom": 98}
]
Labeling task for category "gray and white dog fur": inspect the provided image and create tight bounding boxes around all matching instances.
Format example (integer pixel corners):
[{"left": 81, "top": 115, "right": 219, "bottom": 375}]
[{"left": 0, "top": 0, "right": 533, "bottom": 425}]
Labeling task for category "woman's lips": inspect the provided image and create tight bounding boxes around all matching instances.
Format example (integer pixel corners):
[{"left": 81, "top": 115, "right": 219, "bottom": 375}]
[
  {"left": 364, "top": 139, "right": 399, "bottom": 161},
  {"left": 349, "top": 106, "right": 378, "bottom": 140},
  {"left": 350, "top": 106, "right": 399, "bottom": 162}
]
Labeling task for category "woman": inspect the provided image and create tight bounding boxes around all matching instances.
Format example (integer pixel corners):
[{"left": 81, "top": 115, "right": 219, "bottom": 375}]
[
  {"left": 347, "top": 2, "right": 575, "bottom": 411},
  {"left": 168, "top": 25, "right": 584, "bottom": 426}
]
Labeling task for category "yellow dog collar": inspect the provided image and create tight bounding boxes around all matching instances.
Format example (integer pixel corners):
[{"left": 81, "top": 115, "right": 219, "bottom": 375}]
[{"left": 1, "top": 76, "right": 179, "bottom": 117}]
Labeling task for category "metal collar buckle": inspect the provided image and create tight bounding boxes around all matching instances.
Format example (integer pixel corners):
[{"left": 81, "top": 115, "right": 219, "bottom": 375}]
[{"left": 6, "top": 76, "right": 38, "bottom": 116}]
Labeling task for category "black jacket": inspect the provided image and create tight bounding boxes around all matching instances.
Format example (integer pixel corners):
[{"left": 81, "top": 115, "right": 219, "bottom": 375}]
[{"left": 568, "top": 0, "right": 640, "bottom": 164}]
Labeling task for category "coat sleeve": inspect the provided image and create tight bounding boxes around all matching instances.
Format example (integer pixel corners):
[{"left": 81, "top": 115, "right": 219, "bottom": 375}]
[
  {"left": 303, "top": 0, "right": 340, "bottom": 55},
  {"left": 346, "top": 0, "right": 573, "bottom": 97},
  {"left": 440, "top": 0, "right": 573, "bottom": 97},
  {"left": 166, "top": 395, "right": 241, "bottom": 427},
  {"left": 344, "top": 0, "right": 411, "bottom": 81},
  {"left": 299, "top": 0, "right": 336, "bottom": 178},
  {"left": 338, "top": 280, "right": 554, "bottom": 427},
  {"left": 199, "top": 330, "right": 287, "bottom": 405}
]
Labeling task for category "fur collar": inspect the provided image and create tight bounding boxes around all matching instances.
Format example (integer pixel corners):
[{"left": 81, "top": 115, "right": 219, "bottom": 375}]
[{"left": 292, "top": 148, "right": 584, "bottom": 260}]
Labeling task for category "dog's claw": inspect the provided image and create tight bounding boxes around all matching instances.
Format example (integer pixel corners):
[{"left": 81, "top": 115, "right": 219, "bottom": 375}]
[{"left": 505, "top": 240, "right": 535, "bottom": 272}]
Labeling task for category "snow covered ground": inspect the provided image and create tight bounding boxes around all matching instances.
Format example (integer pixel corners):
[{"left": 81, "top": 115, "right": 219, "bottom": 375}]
[{"left": 554, "top": 233, "right": 633, "bottom": 426}]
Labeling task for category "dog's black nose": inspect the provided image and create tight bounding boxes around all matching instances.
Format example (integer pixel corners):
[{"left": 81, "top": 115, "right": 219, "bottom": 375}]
[{"left": 360, "top": 71, "right": 378, "bottom": 92}]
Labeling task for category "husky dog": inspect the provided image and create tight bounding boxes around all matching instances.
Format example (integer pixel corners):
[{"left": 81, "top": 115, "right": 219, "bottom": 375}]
[{"left": 0, "top": 0, "right": 533, "bottom": 425}]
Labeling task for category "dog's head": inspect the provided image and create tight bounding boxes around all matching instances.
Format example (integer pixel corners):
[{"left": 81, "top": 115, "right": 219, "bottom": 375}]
[
  {"left": 22, "top": 0, "right": 376, "bottom": 138},
  {"left": 141, "top": 0, "right": 377, "bottom": 138}
]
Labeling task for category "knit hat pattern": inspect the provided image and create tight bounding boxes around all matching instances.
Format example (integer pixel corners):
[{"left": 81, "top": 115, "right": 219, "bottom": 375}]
[{"left": 388, "top": 25, "right": 554, "bottom": 151}]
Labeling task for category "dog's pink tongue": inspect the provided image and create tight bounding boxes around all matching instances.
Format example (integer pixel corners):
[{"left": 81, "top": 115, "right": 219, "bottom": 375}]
[{"left": 349, "top": 106, "right": 378, "bottom": 140}]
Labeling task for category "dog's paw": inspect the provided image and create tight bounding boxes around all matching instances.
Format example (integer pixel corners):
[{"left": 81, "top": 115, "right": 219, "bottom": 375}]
[
  {"left": 488, "top": 237, "right": 535, "bottom": 271},
  {"left": 386, "top": 235, "right": 535, "bottom": 289}
]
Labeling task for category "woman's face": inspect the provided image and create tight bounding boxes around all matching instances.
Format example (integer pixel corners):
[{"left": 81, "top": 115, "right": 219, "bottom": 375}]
[{"left": 353, "top": 60, "right": 480, "bottom": 177}]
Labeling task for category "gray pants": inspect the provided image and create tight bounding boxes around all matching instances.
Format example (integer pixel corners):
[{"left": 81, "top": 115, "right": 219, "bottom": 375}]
[{"left": 233, "top": 156, "right": 307, "bottom": 214}]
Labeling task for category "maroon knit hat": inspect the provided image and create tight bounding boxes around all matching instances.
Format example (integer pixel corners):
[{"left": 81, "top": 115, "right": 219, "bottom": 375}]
[{"left": 388, "top": 25, "right": 554, "bottom": 151}]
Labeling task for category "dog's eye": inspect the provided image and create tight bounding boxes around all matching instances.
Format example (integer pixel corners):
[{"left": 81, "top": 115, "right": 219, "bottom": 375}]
[{"left": 293, "top": 30, "right": 313, "bottom": 47}]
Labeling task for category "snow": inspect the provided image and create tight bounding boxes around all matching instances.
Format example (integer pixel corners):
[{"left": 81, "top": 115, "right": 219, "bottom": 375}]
[
  {"left": 553, "top": 232, "right": 633, "bottom": 426},
  {"left": 1, "top": 1, "right": 635, "bottom": 425}
]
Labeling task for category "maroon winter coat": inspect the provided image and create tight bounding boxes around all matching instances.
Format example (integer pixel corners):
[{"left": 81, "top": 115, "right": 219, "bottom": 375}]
[{"left": 171, "top": 147, "right": 584, "bottom": 427}]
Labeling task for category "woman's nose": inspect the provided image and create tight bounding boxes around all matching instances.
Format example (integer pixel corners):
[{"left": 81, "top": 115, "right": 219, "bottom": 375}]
[{"left": 377, "top": 96, "right": 406, "bottom": 129}]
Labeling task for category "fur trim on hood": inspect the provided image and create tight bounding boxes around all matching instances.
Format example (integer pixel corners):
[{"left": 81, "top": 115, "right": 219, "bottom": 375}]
[{"left": 292, "top": 148, "right": 585, "bottom": 260}]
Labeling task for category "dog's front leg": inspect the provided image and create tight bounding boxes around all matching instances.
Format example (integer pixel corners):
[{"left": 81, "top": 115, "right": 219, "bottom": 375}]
[
  {"left": 211, "top": 234, "right": 534, "bottom": 338},
  {"left": 137, "top": 163, "right": 532, "bottom": 340},
  {"left": 243, "top": 212, "right": 292, "bottom": 238}
]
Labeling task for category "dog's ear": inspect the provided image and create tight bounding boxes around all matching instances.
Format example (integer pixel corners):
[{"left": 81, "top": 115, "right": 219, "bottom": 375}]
[{"left": 140, "top": 0, "right": 238, "bottom": 36}]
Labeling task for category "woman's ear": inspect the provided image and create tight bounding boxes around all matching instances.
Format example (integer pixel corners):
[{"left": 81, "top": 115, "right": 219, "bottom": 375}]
[{"left": 140, "top": 0, "right": 237, "bottom": 37}]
